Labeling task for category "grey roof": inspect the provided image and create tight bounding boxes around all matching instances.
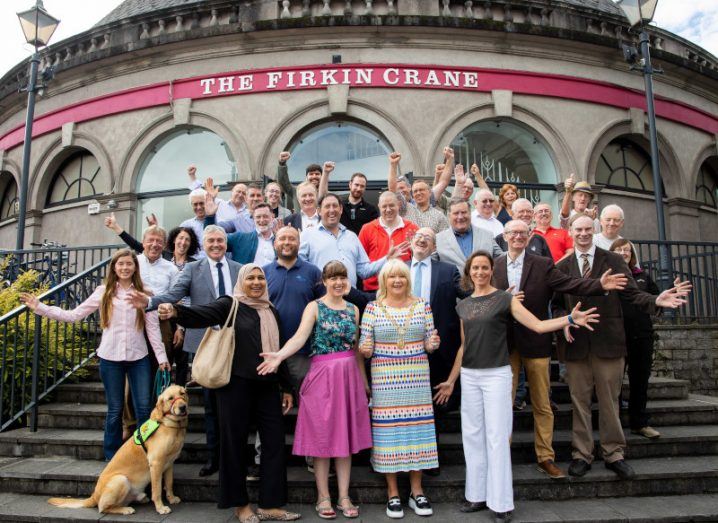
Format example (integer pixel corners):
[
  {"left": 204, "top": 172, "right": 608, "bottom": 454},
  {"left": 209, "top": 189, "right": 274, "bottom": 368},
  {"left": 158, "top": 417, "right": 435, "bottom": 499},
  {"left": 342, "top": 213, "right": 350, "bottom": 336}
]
[{"left": 95, "top": 0, "right": 623, "bottom": 27}]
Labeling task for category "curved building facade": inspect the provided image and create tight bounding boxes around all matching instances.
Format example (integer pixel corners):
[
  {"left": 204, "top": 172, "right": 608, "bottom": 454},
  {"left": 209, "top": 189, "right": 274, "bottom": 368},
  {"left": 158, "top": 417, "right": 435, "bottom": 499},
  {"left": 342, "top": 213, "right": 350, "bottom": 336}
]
[{"left": 0, "top": 0, "right": 716, "bottom": 246}]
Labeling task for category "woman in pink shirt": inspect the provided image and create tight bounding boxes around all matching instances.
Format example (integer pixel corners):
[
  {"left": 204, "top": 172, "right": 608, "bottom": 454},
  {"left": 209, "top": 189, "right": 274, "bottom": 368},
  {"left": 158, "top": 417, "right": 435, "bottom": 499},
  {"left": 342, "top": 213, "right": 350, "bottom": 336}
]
[{"left": 21, "top": 248, "right": 169, "bottom": 460}]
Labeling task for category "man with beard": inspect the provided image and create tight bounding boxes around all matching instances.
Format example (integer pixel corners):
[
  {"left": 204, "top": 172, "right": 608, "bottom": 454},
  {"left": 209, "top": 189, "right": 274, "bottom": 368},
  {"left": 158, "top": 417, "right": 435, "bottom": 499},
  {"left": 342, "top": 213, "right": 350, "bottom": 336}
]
[
  {"left": 205, "top": 201, "right": 276, "bottom": 265},
  {"left": 337, "top": 172, "right": 379, "bottom": 235}
]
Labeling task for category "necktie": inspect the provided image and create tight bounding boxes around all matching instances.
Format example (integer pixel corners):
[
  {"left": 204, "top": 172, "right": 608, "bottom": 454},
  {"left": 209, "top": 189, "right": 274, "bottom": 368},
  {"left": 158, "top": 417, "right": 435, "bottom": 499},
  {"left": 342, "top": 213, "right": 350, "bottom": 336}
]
[
  {"left": 413, "top": 261, "right": 423, "bottom": 298},
  {"left": 580, "top": 253, "right": 591, "bottom": 278},
  {"left": 216, "top": 261, "right": 226, "bottom": 296}
]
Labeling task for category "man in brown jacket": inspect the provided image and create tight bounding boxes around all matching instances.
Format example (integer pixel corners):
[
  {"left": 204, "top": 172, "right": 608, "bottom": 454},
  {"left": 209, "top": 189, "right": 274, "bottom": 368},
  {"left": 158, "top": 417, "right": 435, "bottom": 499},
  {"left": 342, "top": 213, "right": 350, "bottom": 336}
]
[
  {"left": 493, "top": 220, "right": 628, "bottom": 479},
  {"left": 554, "top": 214, "right": 690, "bottom": 479}
]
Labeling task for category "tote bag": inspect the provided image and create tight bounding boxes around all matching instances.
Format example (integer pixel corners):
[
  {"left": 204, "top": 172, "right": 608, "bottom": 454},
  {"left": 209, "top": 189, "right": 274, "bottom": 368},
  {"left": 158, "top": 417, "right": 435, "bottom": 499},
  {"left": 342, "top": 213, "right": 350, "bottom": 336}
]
[{"left": 192, "top": 297, "right": 239, "bottom": 388}]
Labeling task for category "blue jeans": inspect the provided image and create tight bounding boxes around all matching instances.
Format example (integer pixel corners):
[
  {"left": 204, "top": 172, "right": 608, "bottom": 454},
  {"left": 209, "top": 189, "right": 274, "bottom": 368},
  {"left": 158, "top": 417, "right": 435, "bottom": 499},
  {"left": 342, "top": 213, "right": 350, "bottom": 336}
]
[{"left": 99, "top": 356, "right": 152, "bottom": 460}]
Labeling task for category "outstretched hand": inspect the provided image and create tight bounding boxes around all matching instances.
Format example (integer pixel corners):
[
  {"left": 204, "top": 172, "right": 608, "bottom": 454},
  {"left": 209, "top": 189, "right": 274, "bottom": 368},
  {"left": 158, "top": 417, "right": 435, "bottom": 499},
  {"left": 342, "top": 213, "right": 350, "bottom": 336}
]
[
  {"left": 387, "top": 240, "right": 410, "bottom": 259},
  {"left": 204, "top": 191, "right": 218, "bottom": 216},
  {"left": 19, "top": 292, "right": 40, "bottom": 311},
  {"left": 126, "top": 290, "right": 151, "bottom": 310},
  {"left": 656, "top": 279, "right": 692, "bottom": 309},
  {"left": 257, "top": 352, "right": 282, "bottom": 375},
  {"left": 569, "top": 301, "right": 600, "bottom": 330},
  {"left": 205, "top": 177, "right": 220, "bottom": 200},
  {"left": 433, "top": 381, "right": 454, "bottom": 405},
  {"left": 599, "top": 269, "right": 627, "bottom": 291}
]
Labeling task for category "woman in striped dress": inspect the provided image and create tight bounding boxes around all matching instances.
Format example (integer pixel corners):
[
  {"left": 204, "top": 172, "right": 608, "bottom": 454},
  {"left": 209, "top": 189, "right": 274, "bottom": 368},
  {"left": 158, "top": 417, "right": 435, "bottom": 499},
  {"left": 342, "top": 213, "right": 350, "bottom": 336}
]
[{"left": 359, "top": 259, "right": 441, "bottom": 519}]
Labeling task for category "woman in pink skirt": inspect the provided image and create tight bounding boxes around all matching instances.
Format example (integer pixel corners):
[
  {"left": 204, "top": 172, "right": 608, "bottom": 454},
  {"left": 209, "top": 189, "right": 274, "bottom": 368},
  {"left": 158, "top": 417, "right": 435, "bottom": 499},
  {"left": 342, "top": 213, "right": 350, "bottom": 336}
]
[{"left": 258, "top": 260, "right": 372, "bottom": 519}]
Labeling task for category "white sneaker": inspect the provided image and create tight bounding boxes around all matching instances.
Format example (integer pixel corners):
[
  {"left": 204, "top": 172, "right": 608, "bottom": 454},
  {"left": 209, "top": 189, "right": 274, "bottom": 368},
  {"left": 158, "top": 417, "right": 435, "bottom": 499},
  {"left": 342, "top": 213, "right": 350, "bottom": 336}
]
[
  {"left": 386, "top": 497, "right": 404, "bottom": 519},
  {"left": 408, "top": 494, "right": 433, "bottom": 516}
]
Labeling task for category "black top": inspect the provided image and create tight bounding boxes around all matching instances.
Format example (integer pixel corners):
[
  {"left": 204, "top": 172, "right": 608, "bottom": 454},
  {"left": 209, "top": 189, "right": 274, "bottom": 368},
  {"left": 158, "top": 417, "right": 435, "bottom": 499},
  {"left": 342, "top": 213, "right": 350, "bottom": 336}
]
[
  {"left": 341, "top": 198, "right": 379, "bottom": 235},
  {"left": 175, "top": 295, "right": 291, "bottom": 390},
  {"left": 622, "top": 270, "right": 659, "bottom": 339},
  {"left": 456, "top": 290, "right": 513, "bottom": 369}
]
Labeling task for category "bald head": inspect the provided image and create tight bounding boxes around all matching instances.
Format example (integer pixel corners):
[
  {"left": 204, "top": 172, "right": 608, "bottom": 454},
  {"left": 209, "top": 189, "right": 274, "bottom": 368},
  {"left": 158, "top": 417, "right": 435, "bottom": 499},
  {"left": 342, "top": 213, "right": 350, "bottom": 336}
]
[{"left": 570, "top": 214, "right": 596, "bottom": 250}]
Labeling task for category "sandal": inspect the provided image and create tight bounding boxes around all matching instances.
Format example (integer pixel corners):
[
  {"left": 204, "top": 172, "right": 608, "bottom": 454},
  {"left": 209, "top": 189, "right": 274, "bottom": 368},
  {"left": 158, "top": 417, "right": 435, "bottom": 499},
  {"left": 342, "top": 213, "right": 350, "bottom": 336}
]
[
  {"left": 315, "top": 496, "right": 337, "bottom": 520},
  {"left": 336, "top": 496, "right": 359, "bottom": 518},
  {"left": 256, "top": 509, "right": 302, "bottom": 521},
  {"left": 234, "top": 509, "right": 260, "bottom": 523}
]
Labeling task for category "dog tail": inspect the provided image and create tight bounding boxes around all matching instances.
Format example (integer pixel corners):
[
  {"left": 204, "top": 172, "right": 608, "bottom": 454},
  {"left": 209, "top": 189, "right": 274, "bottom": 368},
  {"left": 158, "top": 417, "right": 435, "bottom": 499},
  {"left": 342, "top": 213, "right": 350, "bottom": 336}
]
[{"left": 47, "top": 496, "right": 96, "bottom": 509}]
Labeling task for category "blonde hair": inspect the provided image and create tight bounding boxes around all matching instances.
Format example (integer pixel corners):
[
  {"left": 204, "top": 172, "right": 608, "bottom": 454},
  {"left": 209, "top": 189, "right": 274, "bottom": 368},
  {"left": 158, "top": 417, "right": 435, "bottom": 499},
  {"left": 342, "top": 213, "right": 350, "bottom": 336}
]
[{"left": 376, "top": 259, "right": 413, "bottom": 303}]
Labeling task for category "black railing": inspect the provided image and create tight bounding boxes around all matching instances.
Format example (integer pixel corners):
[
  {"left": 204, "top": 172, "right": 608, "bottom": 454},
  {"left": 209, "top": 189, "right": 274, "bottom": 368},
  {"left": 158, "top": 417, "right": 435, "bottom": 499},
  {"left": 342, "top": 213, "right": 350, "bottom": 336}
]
[
  {"left": 0, "top": 258, "right": 110, "bottom": 432},
  {"left": 0, "top": 245, "right": 122, "bottom": 292},
  {"left": 633, "top": 240, "right": 718, "bottom": 324}
]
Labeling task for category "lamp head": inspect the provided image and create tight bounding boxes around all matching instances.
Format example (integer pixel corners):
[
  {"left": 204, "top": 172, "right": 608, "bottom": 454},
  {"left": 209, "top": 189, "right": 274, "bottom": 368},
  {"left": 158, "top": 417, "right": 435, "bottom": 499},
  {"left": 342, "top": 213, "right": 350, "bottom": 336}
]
[
  {"left": 612, "top": 0, "right": 658, "bottom": 27},
  {"left": 17, "top": 0, "right": 60, "bottom": 48}
]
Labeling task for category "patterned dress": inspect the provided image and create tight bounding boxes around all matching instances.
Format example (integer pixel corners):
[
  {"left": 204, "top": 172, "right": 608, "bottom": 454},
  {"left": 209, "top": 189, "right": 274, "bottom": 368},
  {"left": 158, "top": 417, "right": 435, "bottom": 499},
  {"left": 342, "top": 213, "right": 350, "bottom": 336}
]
[{"left": 359, "top": 299, "right": 439, "bottom": 473}]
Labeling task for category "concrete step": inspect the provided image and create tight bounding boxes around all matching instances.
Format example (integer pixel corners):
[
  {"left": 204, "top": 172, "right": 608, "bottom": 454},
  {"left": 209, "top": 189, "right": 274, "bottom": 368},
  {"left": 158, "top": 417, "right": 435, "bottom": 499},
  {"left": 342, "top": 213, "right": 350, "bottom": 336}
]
[
  {"left": 1, "top": 454, "right": 717, "bottom": 504},
  {"left": 2, "top": 492, "right": 718, "bottom": 522},
  {"left": 2, "top": 425, "right": 718, "bottom": 465},
  {"left": 35, "top": 395, "right": 718, "bottom": 432},
  {"left": 53, "top": 376, "right": 691, "bottom": 408}
]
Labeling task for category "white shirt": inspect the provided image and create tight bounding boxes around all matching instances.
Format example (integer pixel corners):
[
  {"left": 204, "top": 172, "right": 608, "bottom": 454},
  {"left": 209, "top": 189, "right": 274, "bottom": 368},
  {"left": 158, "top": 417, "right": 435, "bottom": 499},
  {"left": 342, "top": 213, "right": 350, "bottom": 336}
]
[
  {"left": 593, "top": 233, "right": 641, "bottom": 264},
  {"left": 471, "top": 211, "right": 504, "bottom": 237},
  {"left": 380, "top": 217, "right": 405, "bottom": 237},
  {"left": 254, "top": 231, "right": 276, "bottom": 267},
  {"left": 506, "top": 250, "right": 525, "bottom": 292},
  {"left": 208, "top": 256, "right": 232, "bottom": 297},
  {"left": 216, "top": 199, "right": 249, "bottom": 223},
  {"left": 137, "top": 254, "right": 179, "bottom": 296},
  {"left": 301, "top": 210, "right": 320, "bottom": 230},
  {"left": 411, "top": 257, "right": 432, "bottom": 302},
  {"left": 574, "top": 244, "right": 597, "bottom": 275}
]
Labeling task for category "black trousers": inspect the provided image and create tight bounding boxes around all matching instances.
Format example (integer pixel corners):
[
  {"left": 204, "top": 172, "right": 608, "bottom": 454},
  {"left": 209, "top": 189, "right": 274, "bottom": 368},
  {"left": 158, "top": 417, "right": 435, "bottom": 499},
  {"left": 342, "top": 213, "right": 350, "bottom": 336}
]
[
  {"left": 215, "top": 375, "right": 287, "bottom": 509},
  {"left": 626, "top": 336, "right": 654, "bottom": 430}
]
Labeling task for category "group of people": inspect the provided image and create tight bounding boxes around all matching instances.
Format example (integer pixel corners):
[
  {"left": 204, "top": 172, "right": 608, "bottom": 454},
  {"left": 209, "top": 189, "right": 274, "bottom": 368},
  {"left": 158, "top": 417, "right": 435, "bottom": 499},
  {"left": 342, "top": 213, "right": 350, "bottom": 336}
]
[{"left": 20, "top": 148, "right": 692, "bottom": 523}]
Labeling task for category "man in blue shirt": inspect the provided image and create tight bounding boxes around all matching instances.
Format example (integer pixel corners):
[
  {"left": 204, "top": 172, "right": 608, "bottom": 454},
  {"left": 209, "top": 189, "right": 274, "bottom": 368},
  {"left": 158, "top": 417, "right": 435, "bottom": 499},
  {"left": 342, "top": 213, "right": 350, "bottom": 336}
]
[{"left": 264, "top": 226, "right": 323, "bottom": 389}]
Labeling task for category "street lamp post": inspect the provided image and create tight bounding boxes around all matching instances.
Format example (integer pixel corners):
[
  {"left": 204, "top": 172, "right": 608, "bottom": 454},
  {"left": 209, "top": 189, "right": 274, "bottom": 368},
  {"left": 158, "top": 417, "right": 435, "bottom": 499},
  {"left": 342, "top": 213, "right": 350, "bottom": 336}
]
[
  {"left": 613, "top": 0, "right": 672, "bottom": 293},
  {"left": 15, "top": 0, "right": 60, "bottom": 250}
]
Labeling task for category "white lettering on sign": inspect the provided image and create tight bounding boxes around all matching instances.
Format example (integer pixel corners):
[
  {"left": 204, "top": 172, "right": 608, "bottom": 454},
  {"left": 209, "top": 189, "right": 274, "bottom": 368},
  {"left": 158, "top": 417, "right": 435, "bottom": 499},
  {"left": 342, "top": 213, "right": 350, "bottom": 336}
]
[{"left": 197, "top": 66, "right": 480, "bottom": 96}]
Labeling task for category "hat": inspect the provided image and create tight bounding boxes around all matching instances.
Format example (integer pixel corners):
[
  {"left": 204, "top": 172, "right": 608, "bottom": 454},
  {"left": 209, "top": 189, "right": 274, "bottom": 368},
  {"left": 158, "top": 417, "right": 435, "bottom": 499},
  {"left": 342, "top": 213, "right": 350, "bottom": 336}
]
[{"left": 572, "top": 181, "right": 594, "bottom": 195}]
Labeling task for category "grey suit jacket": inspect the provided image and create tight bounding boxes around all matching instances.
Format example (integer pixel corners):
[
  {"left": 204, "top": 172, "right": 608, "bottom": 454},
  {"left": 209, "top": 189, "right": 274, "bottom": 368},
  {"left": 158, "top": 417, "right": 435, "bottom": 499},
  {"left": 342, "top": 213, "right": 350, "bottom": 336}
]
[
  {"left": 436, "top": 225, "right": 503, "bottom": 271},
  {"left": 149, "top": 258, "right": 242, "bottom": 353}
]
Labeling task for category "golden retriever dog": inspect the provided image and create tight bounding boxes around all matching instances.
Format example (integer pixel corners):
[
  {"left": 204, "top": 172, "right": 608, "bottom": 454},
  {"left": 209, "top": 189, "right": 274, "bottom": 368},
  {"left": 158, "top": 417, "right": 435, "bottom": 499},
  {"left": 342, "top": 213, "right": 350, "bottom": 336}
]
[{"left": 48, "top": 385, "right": 189, "bottom": 515}]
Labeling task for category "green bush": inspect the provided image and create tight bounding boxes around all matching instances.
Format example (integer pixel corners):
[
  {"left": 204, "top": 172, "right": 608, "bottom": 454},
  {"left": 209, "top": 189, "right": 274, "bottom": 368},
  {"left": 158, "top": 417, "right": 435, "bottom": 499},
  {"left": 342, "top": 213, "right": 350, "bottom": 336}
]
[{"left": 1, "top": 260, "right": 92, "bottom": 428}]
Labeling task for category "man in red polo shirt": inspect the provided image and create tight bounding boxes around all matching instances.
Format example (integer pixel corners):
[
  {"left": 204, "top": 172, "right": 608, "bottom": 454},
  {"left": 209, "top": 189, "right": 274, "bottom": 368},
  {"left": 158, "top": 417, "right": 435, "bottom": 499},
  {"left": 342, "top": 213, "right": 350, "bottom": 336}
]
[
  {"left": 533, "top": 202, "right": 573, "bottom": 263},
  {"left": 358, "top": 191, "right": 417, "bottom": 291}
]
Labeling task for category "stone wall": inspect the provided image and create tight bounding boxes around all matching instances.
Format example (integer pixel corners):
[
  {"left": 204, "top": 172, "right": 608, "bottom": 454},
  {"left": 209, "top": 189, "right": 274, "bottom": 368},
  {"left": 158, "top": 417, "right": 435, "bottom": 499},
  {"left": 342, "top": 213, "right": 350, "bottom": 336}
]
[{"left": 654, "top": 324, "right": 718, "bottom": 396}]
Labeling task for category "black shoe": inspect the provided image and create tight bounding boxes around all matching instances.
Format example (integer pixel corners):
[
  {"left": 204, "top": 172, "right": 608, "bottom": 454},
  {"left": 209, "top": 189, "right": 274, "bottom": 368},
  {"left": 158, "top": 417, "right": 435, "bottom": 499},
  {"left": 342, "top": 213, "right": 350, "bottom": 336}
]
[
  {"left": 423, "top": 467, "right": 440, "bottom": 477},
  {"left": 408, "top": 493, "right": 433, "bottom": 516},
  {"left": 459, "top": 500, "right": 487, "bottom": 513},
  {"left": 605, "top": 459, "right": 635, "bottom": 480},
  {"left": 513, "top": 400, "right": 526, "bottom": 411},
  {"left": 199, "top": 458, "right": 219, "bottom": 477},
  {"left": 494, "top": 510, "right": 513, "bottom": 522},
  {"left": 386, "top": 496, "right": 404, "bottom": 519},
  {"left": 246, "top": 464, "right": 260, "bottom": 481},
  {"left": 568, "top": 459, "right": 591, "bottom": 477}
]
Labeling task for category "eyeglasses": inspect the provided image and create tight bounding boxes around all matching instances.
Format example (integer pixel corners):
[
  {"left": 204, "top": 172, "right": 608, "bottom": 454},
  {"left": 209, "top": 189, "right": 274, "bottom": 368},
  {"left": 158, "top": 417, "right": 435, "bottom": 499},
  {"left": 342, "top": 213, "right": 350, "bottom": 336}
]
[
  {"left": 412, "top": 233, "right": 433, "bottom": 241},
  {"left": 506, "top": 231, "right": 529, "bottom": 237}
]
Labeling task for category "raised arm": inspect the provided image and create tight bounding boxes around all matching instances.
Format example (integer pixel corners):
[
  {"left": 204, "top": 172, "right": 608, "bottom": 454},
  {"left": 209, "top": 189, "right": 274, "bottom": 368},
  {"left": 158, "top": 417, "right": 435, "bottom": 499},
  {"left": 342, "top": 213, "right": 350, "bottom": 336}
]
[
  {"left": 318, "top": 161, "right": 334, "bottom": 199},
  {"left": 387, "top": 152, "right": 401, "bottom": 193},
  {"left": 276, "top": 151, "right": 295, "bottom": 202},
  {"left": 559, "top": 173, "right": 575, "bottom": 226},
  {"left": 432, "top": 146, "right": 455, "bottom": 202},
  {"left": 511, "top": 297, "right": 599, "bottom": 334},
  {"left": 257, "top": 301, "right": 319, "bottom": 374},
  {"left": 21, "top": 286, "right": 103, "bottom": 323}
]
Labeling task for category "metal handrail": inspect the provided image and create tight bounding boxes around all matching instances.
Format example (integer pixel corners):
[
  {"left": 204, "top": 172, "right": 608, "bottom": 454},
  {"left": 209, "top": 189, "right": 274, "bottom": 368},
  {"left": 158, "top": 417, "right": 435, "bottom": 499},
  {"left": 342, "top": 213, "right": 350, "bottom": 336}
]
[{"left": 0, "top": 257, "right": 111, "bottom": 432}]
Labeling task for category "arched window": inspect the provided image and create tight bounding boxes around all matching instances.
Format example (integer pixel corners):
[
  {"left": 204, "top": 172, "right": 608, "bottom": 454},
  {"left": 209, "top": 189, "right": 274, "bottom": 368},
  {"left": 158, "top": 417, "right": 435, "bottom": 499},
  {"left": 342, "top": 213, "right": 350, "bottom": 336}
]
[
  {"left": 449, "top": 119, "right": 558, "bottom": 206},
  {"left": 136, "top": 127, "right": 236, "bottom": 232},
  {"left": 46, "top": 150, "right": 108, "bottom": 207},
  {"left": 286, "top": 121, "right": 393, "bottom": 183},
  {"left": 596, "top": 137, "right": 665, "bottom": 195},
  {"left": 696, "top": 157, "right": 718, "bottom": 208},
  {"left": 0, "top": 172, "right": 18, "bottom": 220}
]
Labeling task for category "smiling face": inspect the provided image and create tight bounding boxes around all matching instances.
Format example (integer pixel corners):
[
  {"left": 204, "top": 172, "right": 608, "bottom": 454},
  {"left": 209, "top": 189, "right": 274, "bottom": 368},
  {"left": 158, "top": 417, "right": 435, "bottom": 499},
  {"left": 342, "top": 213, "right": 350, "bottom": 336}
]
[
  {"left": 503, "top": 220, "right": 529, "bottom": 251},
  {"left": 191, "top": 195, "right": 206, "bottom": 219},
  {"left": 319, "top": 195, "right": 342, "bottom": 229},
  {"left": 265, "top": 183, "right": 282, "bottom": 207},
  {"left": 203, "top": 230, "right": 227, "bottom": 261},
  {"left": 396, "top": 180, "right": 411, "bottom": 200},
  {"left": 600, "top": 208, "right": 624, "bottom": 239},
  {"left": 297, "top": 185, "right": 317, "bottom": 213},
  {"left": 411, "top": 227, "right": 435, "bottom": 260},
  {"left": 349, "top": 175, "right": 367, "bottom": 200},
  {"left": 449, "top": 201, "right": 471, "bottom": 233},
  {"left": 613, "top": 244, "right": 633, "bottom": 264},
  {"left": 386, "top": 271, "right": 409, "bottom": 298},
  {"left": 274, "top": 226, "right": 300, "bottom": 261},
  {"left": 475, "top": 190, "right": 495, "bottom": 219},
  {"left": 306, "top": 169, "right": 322, "bottom": 187},
  {"left": 379, "top": 192, "right": 400, "bottom": 225},
  {"left": 253, "top": 206, "right": 274, "bottom": 234},
  {"left": 242, "top": 268, "right": 266, "bottom": 298},
  {"left": 247, "top": 187, "right": 264, "bottom": 211},
  {"left": 142, "top": 232, "right": 165, "bottom": 262},
  {"left": 502, "top": 188, "right": 517, "bottom": 207},
  {"left": 230, "top": 184, "right": 247, "bottom": 207},
  {"left": 572, "top": 191, "right": 592, "bottom": 212},
  {"left": 174, "top": 230, "right": 191, "bottom": 256},
  {"left": 113, "top": 254, "right": 137, "bottom": 282},
  {"left": 412, "top": 181, "right": 431, "bottom": 207},
  {"left": 534, "top": 204, "right": 552, "bottom": 227},
  {"left": 469, "top": 254, "right": 493, "bottom": 289},
  {"left": 324, "top": 274, "right": 348, "bottom": 297},
  {"left": 570, "top": 215, "right": 595, "bottom": 250},
  {"left": 512, "top": 200, "right": 534, "bottom": 226}
]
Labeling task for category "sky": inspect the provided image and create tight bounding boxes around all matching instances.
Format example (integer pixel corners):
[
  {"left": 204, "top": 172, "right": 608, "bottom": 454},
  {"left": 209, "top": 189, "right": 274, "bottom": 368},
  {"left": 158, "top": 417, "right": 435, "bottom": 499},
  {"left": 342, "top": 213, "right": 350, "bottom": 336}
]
[{"left": 0, "top": 0, "right": 715, "bottom": 77}]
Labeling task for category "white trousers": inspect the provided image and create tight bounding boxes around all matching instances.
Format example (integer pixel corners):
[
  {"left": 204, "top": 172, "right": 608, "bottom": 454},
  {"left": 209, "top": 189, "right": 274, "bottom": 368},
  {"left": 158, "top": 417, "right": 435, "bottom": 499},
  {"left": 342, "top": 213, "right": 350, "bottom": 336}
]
[{"left": 461, "top": 365, "right": 514, "bottom": 513}]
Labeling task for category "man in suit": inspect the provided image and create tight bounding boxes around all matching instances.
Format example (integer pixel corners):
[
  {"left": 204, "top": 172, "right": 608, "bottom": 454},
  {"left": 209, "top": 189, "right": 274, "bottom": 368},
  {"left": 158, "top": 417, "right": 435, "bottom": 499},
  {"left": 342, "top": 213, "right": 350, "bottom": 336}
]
[
  {"left": 436, "top": 199, "right": 503, "bottom": 271},
  {"left": 127, "top": 225, "right": 242, "bottom": 477},
  {"left": 205, "top": 201, "right": 277, "bottom": 266},
  {"left": 493, "top": 220, "right": 628, "bottom": 479},
  {"left": 409, "top": 227, "right": 467, "bottom": 476},
  {"left": 283, "top": 182, "right": 320, "bottom": 231},
  {"left": 554, "top": 214, "right": 690, "bottom": 479}
]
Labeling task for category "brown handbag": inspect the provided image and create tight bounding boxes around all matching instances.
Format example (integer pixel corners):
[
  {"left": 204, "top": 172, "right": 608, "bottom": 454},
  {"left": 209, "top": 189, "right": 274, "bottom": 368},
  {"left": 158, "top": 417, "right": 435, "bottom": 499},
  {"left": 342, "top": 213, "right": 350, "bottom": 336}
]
[{"left": 191, "top": 297, "right": 239, "bottom": 388}]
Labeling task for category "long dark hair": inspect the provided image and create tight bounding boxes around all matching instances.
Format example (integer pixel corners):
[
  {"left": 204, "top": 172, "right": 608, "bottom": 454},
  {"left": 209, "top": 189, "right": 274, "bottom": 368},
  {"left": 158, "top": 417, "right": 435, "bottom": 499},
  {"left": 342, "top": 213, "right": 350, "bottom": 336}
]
[
  {"left": 460, "top": 250, "right": 494, "bottom": 292},
  {"left": 167, "top": 226, "right": 199, "bottom": 257},
  {"left": 101, "top": 249, "right": 146, "bottom": 331}
]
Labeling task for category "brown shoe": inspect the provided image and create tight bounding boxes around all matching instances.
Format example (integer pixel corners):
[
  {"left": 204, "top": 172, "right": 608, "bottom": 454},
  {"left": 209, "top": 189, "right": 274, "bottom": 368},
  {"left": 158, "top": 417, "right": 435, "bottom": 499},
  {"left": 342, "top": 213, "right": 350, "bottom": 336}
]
[
  {"left": 632, "top": 426, "right": 661, "bottom": 439},
  {"left": 537, "top": 459, "right": 566, "bottom": 479}
]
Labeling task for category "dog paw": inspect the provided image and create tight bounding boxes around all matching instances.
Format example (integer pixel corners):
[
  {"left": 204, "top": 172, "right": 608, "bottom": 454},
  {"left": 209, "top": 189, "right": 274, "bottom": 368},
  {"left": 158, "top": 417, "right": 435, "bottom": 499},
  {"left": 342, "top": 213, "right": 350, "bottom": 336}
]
[
  {"left": 120, "top": 507, "right": 136, "bottom": 515},
  {"left": 168, "top": 495, "right": 181, "bottom": 505},
  {"left": 156, "top": 505, "right": 172, "bottom": 515}
]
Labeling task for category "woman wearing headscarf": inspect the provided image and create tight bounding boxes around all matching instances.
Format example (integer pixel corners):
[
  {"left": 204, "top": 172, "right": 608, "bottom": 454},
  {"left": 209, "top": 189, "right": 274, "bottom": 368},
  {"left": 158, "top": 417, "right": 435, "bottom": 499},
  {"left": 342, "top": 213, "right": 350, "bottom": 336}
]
[{"left": 158, "top": 263, "right": 299, "bottom": 523}]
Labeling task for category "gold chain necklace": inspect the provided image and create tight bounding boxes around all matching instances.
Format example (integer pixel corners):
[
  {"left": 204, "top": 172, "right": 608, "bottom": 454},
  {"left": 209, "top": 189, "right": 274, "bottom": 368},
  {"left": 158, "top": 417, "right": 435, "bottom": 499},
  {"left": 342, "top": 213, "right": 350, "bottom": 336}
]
[{"left": 379, "top": 300, "right": 418, "bottom": 349}]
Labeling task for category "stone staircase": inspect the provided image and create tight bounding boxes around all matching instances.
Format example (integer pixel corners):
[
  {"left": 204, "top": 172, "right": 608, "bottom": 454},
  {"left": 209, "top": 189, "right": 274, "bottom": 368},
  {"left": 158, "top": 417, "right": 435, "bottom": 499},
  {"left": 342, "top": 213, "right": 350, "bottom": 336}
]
[{"left": 1, "top": 365, "right": 718, "bottom": 522}]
